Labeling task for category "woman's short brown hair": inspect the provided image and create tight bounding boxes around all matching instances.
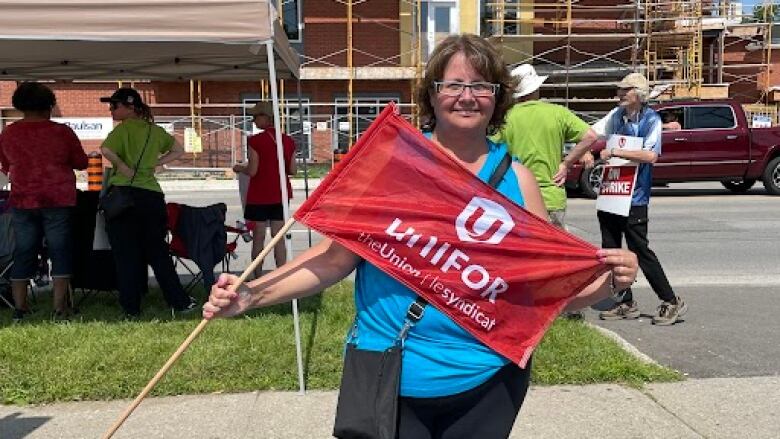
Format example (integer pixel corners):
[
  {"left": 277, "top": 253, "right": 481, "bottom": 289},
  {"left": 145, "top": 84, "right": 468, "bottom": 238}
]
[{"left": 416, "top": 34, "right": 516, "bottom": 136}]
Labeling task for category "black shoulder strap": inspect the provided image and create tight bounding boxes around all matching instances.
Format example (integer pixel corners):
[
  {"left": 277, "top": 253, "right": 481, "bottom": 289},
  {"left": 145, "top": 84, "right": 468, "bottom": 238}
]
[
  {"left": 487, "top": 152, "right": 512, "bottom": 189},
  {"left": 118, "top": 124, "right": 152, "bottom": 187}
]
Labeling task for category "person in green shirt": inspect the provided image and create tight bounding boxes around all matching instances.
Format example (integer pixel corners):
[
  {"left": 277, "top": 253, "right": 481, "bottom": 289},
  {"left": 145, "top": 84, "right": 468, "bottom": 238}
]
[
  {"left": 99, "top": 87, "right": 196, "bottom": 317},
  {"left": 494, "top": 64, "right": 598, "bottom": 228}
]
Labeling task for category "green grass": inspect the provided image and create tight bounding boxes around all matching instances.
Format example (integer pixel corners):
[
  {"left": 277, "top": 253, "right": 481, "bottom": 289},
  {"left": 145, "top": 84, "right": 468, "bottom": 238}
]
[
  {"left": 0, "top": 281, "right": 679, "bottom": 405},
  {"left": 293, "top": 162, "right": 331, "bottom": 179},
  {"left": 533, "top": 318, "right": 680, "bottom": 386}
]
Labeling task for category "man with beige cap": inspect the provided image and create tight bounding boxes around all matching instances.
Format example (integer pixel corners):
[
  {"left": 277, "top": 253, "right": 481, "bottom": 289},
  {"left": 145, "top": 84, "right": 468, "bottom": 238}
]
[
  {"left": 591, "top": 72, "right": 686, "bottom": 326},
  {"left": 494, "top": 64, "right": 598, "bottom": 229}
]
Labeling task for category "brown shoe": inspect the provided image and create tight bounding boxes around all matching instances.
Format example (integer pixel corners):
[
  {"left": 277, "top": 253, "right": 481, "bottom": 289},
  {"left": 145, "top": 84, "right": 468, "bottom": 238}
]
[
  {"left": 599, "top": 301, "right": 640, "bottom": 321},
  {"left": 652, "top": 297, "right": 687, "bottom": 326}
]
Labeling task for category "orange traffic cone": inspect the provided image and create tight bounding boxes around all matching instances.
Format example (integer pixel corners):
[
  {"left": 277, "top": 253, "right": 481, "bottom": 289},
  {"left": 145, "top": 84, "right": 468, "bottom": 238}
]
[{"left": 87, "top": 154, "right": 103, "bottom": 191}]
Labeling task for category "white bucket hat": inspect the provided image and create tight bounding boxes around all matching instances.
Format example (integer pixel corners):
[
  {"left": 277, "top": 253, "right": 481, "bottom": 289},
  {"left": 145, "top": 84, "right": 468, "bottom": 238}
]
[{"left": 511, "top": 64, "right": 548, "bottom": 98}]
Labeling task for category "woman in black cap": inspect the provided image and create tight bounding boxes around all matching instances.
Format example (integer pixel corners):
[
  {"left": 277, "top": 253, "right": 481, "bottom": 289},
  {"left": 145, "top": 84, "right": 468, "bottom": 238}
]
[{"left": 99, "top": 87, "right": 196, "bottom": 317}]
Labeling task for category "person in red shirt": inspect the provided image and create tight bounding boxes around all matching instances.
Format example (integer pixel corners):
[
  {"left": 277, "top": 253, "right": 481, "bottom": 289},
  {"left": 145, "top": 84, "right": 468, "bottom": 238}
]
[
  {"left": 0, "top": 82, "right": 90, "bottom": 322},
  {"left": 233, "top": 102, "right": 296, "bottom": 277}
]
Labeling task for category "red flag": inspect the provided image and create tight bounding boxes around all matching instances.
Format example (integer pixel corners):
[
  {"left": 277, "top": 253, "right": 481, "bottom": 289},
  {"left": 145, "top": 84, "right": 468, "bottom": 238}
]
[{"left": 294, "top": 104, "right": 608, "bottom": 366}]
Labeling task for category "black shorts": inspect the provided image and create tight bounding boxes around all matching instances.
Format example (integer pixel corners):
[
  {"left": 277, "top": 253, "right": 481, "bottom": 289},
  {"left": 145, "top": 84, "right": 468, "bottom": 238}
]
[
  {"left": 397, "top": 361, "right": 532, "bottom": 439},
  {"left": 244, "top": 203, "right": 284, "bottom": 221}
]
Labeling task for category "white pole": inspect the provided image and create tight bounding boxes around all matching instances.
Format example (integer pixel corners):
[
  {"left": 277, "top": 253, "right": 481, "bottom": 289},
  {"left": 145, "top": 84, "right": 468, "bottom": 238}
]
[{"left": 266, "top": 41, "right": 306, "bottom": 395}]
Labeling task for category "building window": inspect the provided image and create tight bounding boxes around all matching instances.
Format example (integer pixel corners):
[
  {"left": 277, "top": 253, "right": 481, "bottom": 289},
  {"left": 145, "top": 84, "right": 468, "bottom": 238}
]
[
  {"left": 420, "top": 1, "right": 459, "bottom": 59},
  {"left": 334, "top": 97, "right": 399, "bottom": 150},
  {"left": 278, "top": 0, "right": 301, "bottom": 42},
  {"left": 480, "top": 0, "right": 521, "bottom": 37}
]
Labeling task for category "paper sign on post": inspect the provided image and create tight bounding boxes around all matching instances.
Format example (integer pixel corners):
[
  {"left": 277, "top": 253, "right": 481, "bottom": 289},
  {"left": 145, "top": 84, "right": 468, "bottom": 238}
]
[
  {"left": 184, "top": 128, "right": 203, "bottom": 153},
  {"left": 751, "top": 115, "right": 772, "bottom": 128}
]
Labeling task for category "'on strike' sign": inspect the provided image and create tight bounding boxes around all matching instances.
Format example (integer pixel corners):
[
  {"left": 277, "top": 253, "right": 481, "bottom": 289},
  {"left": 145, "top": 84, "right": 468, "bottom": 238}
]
[{"left": 596, "top": 165, "right": 637, "bottom": 216}]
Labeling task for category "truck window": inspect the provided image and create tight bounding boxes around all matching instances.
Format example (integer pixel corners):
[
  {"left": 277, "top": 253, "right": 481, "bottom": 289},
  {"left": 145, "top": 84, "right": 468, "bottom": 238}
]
[
  {"left": 658, "top": 108, "right": 683, "bottom": 130},
  {"left": 688, "top": 106, "right": 736, "bottom": 129}
]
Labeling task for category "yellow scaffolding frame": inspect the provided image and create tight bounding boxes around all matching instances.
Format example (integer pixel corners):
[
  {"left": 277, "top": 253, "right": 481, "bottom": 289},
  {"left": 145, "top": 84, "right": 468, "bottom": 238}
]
[{"left": 484, "top": 1, "right": 774, "bottom": 111}]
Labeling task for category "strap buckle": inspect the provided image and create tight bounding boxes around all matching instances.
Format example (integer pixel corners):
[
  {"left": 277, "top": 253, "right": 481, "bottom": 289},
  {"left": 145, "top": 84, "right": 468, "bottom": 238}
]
[
  {"left": 406, "top": 300, "right": 426, "bottom": 323},
  {"left": 394, "top": 298, "right": 428, "bottom": 348}
]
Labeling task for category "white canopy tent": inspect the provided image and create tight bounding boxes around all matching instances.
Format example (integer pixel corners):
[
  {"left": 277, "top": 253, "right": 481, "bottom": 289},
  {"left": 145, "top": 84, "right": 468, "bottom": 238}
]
[
  {"left": 0, "top": 0, "right": 299, "bottom": 80},
  {"left": 0, "top": 0, "right": 306, "bottom": 392}
]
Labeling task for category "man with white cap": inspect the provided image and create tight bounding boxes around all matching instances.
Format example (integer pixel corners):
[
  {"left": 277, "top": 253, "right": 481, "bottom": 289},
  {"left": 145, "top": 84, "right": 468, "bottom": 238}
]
[
  {"left": 495, "top": 64, "right": 599, "bottom": 319},
  {"left": 495, "top": 64, "right": 598, "bottom": 230},
  {"left": 591, "top": 72, "right": 685, "bottom": 326}
]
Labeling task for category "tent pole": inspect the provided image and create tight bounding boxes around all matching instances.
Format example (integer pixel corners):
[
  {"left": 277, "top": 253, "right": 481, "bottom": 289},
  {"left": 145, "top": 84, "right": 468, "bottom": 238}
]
[
  {"left": 347, "top": 0, "right": 354, "bottom": 149},
  {"left": 266, "top": 41, "right": 306, "bottom": 395},
  {"left": 296, "top": 78, "right": 312, "bottom": 247},
  {"left": 189, "top": 80, "right": 196, "bottom": 166}
]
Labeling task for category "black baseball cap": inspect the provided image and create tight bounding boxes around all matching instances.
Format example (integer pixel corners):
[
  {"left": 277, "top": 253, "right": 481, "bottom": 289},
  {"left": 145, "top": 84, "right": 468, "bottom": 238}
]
[{"left": 99, "top": 87, "right": 143, "bottom": 106}]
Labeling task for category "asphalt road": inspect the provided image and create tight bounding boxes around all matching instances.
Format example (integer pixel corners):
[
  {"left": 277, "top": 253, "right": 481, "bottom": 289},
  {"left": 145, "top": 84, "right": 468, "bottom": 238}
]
[{"left": 167, "top": 181, "right": 780, "bottom": 379}]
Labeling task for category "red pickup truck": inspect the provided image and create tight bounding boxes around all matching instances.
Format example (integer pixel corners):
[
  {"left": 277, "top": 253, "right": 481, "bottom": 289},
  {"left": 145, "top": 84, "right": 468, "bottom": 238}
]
[{"left": 566, "top": 100, "right": 780, "bottom": 197}]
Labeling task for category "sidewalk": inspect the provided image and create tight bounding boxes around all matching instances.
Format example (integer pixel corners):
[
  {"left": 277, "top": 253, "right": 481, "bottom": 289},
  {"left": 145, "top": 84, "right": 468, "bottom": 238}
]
[{"left": 1, "top": 376, "right": 777, "bottom": 438}]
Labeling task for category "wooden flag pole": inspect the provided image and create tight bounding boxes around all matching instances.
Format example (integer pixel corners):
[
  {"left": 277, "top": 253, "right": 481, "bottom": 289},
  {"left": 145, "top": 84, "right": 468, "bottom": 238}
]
[{"left": 101, "top": 217, "right": 297, "bottom": 439}]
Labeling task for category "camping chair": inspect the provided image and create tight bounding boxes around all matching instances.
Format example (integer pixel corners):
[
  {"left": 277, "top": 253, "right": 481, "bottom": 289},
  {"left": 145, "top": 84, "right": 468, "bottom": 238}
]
[{"left": 166, "top": 202, "right": 248, "bottom": 294}]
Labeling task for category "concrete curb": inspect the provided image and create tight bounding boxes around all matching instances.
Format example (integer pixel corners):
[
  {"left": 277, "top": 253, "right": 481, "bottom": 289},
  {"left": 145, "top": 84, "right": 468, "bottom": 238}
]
[{"left": 585, "top": 321, "right": 660, "bottom": 366}]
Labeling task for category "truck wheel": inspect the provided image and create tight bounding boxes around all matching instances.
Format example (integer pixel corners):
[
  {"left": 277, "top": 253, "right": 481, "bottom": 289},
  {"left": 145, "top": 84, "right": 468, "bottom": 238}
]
[
  {"left": 579, "top": 160, "right": 605, "bottom": 199},
  {"left": 721, "top": 179, "right": 756, "bottom": 193},
  {"left": 762, "top": 157, "right": 780, "bottom": 195}
]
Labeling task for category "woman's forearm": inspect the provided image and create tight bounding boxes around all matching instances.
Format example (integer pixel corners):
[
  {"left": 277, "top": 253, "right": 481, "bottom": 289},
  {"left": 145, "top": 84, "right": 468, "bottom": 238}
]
[
  {"left": 100, "top": 146, "right": 126, "bottom": 168},
  {"left": 100, "top": 147, "right": 134, "bottom": 177},
  {"left": 233, "top": 163, "right": 249, "bottom": 175},
  {"left": 564, "top": 271, "right": 612, "bottom": 311},
  {"left": 246, "top": 239, "right": 360, "bottom": 309},
  {"left": 157, "top": 150, "right": 184, "bottom": 166}
]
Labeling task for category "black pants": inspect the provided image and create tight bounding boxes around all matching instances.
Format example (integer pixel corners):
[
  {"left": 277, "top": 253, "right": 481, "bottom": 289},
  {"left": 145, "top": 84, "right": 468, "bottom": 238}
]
[
  {"left": 105, "top": 187, "right": 189, "bottom": 315},
  {"left": 397, "top": 361, "right": 531, "bottom": 439},
  {"left": 598, "top": 205, "right": 675, "bottom": 303}
]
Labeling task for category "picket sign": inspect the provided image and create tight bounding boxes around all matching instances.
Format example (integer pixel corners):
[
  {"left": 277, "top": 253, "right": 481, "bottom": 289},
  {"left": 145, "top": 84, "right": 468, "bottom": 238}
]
[{"left": 596, "top": 134, "right": 642, "bottom": 217}]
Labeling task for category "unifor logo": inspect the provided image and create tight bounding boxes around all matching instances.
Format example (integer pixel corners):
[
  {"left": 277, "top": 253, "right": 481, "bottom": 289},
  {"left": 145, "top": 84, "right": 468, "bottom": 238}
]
[{"left": 455, "top": 197, "right": 514, "bottom": 245}]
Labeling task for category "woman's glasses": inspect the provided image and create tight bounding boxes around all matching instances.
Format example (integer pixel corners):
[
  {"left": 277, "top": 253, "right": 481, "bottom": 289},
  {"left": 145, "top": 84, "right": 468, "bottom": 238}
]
[{"left": 434, "top": 81, "right": 500, "bottom": 97}]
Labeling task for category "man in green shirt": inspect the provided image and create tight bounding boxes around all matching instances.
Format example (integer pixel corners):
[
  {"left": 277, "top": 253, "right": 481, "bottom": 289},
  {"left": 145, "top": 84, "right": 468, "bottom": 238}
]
[{"left": 495, "top": 64, "right": 598, "bottom": 228}]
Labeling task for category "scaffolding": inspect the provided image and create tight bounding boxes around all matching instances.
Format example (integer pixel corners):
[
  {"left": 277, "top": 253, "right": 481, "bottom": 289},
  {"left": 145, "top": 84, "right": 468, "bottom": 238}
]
[
  {"left": 482, "top": 1, "right": 776, "bottom": 122},
  {"left": 244, "top": 0, "right": 780, "bottom": 156}
]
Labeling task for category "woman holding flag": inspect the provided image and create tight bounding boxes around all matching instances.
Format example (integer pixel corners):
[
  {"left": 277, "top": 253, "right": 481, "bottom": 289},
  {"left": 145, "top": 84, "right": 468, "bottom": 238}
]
[{"left": 204, "top": 34, "right": 638, "bottom": 439}]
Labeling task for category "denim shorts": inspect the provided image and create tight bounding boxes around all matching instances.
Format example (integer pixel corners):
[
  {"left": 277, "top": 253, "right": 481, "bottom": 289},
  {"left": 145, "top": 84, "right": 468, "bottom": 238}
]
[{"left": 10, "top": 207, "right": 74, "bottom": 280}]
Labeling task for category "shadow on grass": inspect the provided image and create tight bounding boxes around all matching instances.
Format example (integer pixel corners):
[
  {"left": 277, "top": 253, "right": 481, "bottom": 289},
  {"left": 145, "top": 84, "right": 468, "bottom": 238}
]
[
  {"left": 301, "top": 294, "right": 323, "bottom": 384},
  {"left": 0, "top": 412, "right": 50, "bottom": 439},
  {"left": 2, "top": 275, "right": 330, "bottom": 328}
]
